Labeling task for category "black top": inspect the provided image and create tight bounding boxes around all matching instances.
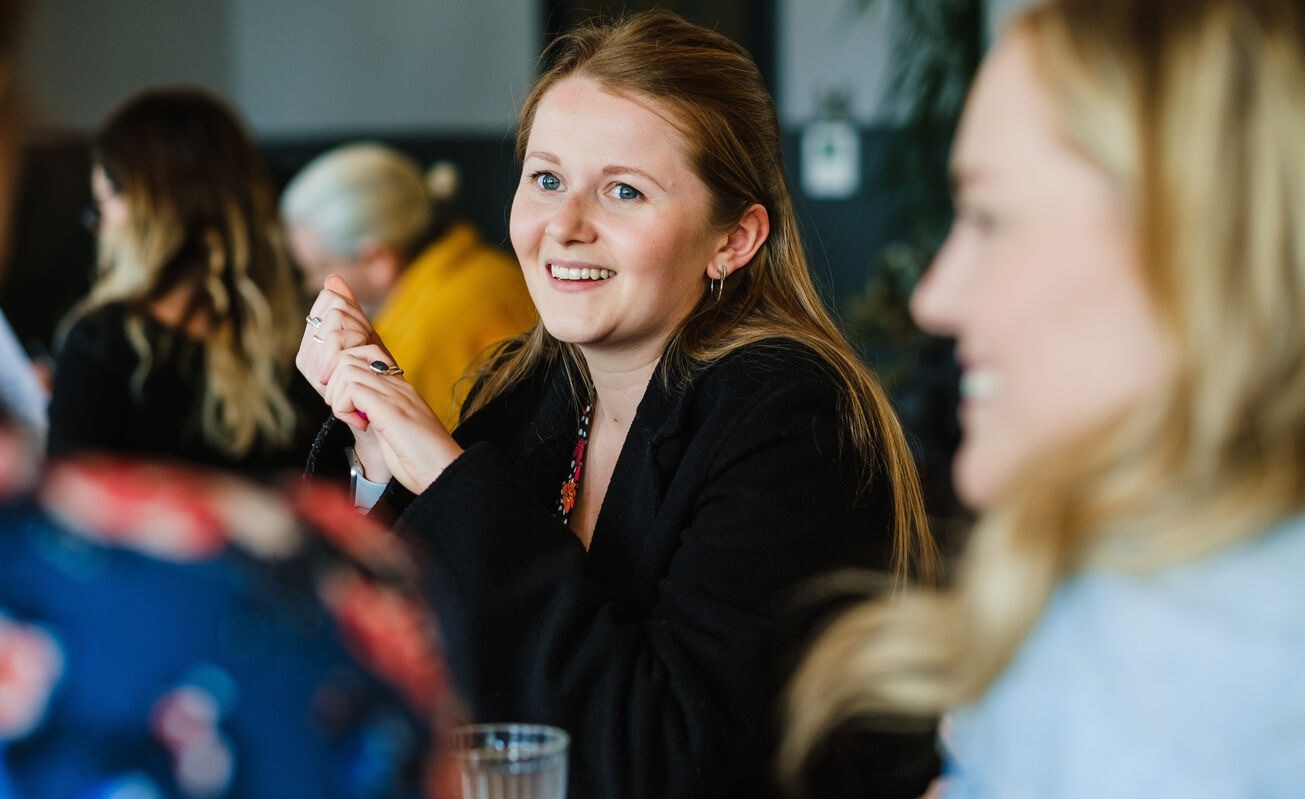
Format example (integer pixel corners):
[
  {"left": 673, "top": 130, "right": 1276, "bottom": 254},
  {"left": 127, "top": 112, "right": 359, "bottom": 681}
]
[
  {"left": 47, "top": 301, "right": 323, "bottom": 478},
  {"left": 381, "top": 341, "right": 939, "bottom": 799}
]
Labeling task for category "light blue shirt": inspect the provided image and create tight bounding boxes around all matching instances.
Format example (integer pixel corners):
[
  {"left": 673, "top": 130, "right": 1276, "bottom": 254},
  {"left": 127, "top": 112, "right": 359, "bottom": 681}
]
[
  {"left": 944, "top": 515, "right": 1305, "bottom": 798},
  {"left": 0, "top": 311, "right": 45, "bottom": 442}
]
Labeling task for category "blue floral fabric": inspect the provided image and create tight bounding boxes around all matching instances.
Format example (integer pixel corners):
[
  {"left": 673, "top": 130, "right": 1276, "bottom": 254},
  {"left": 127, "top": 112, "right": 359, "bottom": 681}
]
[{"left": 0, "top": 453, "right": 456, "bottom": 799}]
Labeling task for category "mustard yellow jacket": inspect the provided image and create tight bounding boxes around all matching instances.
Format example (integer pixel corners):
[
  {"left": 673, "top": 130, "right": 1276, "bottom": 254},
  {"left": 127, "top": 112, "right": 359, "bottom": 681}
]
[{"left": 374, "top": 222, "right": 536, "bottom": 427}]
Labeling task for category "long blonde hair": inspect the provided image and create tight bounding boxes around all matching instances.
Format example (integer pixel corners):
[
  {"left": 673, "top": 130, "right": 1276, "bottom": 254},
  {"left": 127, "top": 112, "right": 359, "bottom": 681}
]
[
  {"left": 74, "top": 86, "right": 302, "bottom": 458},
  {"left": 464, "top": 10, "right": 940, "bottom": 584},
  {"left": 782, "top": 0, "right": 1305, "bottom": 777}
]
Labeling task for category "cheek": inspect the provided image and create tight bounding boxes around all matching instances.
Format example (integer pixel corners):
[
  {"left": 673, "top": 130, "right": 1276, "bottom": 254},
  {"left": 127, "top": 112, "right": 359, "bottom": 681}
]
[
  {"left": 958, "top": 233, "right": 1163, "bottom": 506},
  {"left": 508, "top": 192, "right": 541, "bottom": 260},
  {"left": 1014, "top": 229, "right": 1157, "bottom": 424},
  {"left": 641, "top": 219, "right": 714, "bottom": 285}
]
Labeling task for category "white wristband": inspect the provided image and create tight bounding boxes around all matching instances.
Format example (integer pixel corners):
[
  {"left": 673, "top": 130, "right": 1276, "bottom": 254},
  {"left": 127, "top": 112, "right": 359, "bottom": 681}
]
[{"left": 346, "top": 447, "right": 388, "bottom": 511}]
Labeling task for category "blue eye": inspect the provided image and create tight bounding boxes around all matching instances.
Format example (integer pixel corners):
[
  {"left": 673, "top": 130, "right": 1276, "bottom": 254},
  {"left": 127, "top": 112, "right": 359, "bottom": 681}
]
[
  {"left": 611, "top": 183, "right": 643, "bottom": 201},
  {"left": 531, "top": 171, "right": 561, "bottom": 191}
]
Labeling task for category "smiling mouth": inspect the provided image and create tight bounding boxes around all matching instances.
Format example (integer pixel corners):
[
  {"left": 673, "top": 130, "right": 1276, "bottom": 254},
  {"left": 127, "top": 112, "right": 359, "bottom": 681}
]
[
  {"left": 960, "top": 369, "right": 1003, "bottom": 400},
  {"left": 549, "top": 264, "right": 615, "bottom": 281}
]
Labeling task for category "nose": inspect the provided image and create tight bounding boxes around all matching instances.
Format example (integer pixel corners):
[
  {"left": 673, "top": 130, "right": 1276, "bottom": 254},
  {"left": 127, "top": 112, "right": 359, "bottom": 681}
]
[
  {"left": 544, "top": 192, "right": 597, "bottom": 245},
  {"left": 910, "top": 227, "right": 968, "bottom": 338}
]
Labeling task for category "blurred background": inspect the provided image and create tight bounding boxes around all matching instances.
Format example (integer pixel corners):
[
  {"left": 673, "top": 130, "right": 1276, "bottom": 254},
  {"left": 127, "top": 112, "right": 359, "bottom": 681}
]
[{"left": 2, "top": 0, "right": 1033, "bottom": 528}]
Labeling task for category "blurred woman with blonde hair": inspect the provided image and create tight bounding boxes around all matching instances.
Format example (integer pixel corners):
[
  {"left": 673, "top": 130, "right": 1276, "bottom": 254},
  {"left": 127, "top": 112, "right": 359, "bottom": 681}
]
[
  {"left": 48, "top": 86, "right": 318, "bottom": 475},
  {"left": 784, "top": 0, "right": 1305, "bottom": 795}
]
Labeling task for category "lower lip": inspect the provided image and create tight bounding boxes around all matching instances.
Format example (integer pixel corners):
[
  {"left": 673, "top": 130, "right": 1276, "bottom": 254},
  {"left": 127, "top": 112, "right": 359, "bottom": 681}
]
[{"left": 957, "top": 390, "right": 991, "bottom": 426}]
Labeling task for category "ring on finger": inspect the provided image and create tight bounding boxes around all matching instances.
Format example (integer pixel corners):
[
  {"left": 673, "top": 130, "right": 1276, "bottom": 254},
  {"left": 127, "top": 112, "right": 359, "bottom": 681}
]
[
  {"left": 306, "top": 315, "right": 322, "bottom": 328},
  {"left": 369, "top": 360, "right": 405, "bottom": 377}
]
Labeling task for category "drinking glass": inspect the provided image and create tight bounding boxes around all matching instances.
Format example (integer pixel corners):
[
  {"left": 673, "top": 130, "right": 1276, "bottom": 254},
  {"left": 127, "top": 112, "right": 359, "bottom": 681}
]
[{"left": 449, "top": 723, "right": 569, "bottom": 799}]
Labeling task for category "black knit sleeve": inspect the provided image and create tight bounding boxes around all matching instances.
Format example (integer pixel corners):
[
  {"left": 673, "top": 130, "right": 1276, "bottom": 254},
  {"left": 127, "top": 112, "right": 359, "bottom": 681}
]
[{"left": 46, "top": 311, "right": 134, "bottom": 459}]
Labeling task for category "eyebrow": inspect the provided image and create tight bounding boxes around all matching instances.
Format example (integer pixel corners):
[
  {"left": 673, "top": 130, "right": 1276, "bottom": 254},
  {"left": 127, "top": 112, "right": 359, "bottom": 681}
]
[
  {"left": 524, "top": 150, "right": 560, "bottom": 165},
  {"left": 602, "top": 165, "right": 666, "bottom": 192},
  {"left": 522, "top": 151, "right": 667, "bottom": 192}
]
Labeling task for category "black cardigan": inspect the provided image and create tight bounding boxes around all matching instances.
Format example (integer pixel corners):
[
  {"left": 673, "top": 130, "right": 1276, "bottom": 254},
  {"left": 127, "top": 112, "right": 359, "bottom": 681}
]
[
  {"left": 48, "top": 302, "right": 325, "bottom": 479},
  {"left": 386, "top": 341, "right": 938, "bottom": 798}
]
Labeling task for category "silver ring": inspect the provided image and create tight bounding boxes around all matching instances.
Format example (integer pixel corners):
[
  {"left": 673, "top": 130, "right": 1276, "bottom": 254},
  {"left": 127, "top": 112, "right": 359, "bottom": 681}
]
[
  {"left": 306, "top": 315, "right": 322, "bottom": 328},
  {"left": 311, "top": 334, "right": 325, "bottom": 344},
  {"left": 369, "top": 359, "right": 404, "bottom": 377}
]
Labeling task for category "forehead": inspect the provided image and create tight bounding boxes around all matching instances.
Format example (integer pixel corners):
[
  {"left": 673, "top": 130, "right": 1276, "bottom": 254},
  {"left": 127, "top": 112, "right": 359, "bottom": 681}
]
[
  {"left": 951, "top": 34, "right": 1062, "bottom": 189},
  {"left": 528, "top": 77, "right": 694, "bottom": 160}
]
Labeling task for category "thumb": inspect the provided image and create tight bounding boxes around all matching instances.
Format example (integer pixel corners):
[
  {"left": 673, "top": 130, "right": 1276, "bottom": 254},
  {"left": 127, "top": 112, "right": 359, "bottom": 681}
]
[{"left": 324, "top": 273, "right": 360, "bottom": 306}]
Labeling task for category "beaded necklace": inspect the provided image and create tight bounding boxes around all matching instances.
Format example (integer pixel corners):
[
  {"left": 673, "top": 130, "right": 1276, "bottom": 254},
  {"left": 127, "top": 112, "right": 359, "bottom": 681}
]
[{"left": 555, "top": 399, "right": 594, "bottom": 524}]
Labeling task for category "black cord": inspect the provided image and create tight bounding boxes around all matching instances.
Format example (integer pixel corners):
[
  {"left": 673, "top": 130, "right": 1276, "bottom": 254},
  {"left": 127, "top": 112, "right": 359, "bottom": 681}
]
[{"left": 303, "top": 416, "right": 338, "bottom": 479}]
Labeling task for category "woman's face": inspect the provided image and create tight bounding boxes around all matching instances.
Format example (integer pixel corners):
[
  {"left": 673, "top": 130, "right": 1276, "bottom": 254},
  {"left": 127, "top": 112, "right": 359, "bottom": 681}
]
[
  {"left": 90, "top": 165, "right": 129, "bottom": 234},
  {"left": 284, "top": 222, "right": 383, "bottom": 309},
  {"left": 911, "top": 34, "right": 1167, "bottom": 509},
  {"left": 509, "top": 76, "right": 724, "bottom": 365}
]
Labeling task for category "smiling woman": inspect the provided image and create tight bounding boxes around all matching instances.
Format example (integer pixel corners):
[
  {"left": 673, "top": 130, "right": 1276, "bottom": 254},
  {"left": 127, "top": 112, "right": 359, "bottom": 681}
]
[
  {"left": 296, "top": 9, "right": 941, "bottom": 799},
  {"left": 510, "top": 75, "right": 753, "bottom": 391}
]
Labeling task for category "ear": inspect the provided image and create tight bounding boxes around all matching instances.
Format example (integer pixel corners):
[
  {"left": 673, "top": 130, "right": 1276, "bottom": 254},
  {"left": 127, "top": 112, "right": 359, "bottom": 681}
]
[{"left": 706, "top": 202, "right": 769, "bottom": 280}]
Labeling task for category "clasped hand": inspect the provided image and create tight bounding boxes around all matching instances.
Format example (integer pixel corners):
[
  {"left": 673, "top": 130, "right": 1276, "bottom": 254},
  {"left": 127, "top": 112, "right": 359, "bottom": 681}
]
[{"left": 297, "top": 275, "right": 462, "bottom": 494}]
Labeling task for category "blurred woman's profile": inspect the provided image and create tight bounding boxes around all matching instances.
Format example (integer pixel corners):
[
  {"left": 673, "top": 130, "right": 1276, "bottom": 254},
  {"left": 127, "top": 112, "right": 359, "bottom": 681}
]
[
  {"left": 785, "top": 1, "right": 1305, "bottom": 796},
  {"left": 47, "top": 86, "right": 319, "bottom": 477}
]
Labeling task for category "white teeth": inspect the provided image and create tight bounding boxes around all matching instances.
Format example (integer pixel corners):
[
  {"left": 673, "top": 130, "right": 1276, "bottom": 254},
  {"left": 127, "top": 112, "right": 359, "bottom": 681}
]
[
  {"left": 550, "top": 264, "right": 614, "bottom": 281},
  {"left": 960, "top": 370, "right": 1003, "bottom": 400}
]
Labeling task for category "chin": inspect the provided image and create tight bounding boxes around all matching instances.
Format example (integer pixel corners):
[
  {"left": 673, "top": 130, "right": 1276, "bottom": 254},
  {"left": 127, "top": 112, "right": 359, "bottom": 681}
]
[
  {"left": 538, "top": 320, "right": 593, "bottom": 347},
  {"left": 953, "top": 449, "right": 1000, "bottom": 512}
]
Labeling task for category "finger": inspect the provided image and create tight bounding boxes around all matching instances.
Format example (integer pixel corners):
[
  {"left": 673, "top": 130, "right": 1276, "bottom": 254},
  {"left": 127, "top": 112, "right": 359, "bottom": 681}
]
[
  {"left": 296, "top": 322, "right": 352, "bottom": 390},
  {"left": 315, "top": 299, "right": 372, "bottom": 337},
  {"left": 307, "top": 284, "right": 369, "bottom": 331},
  {"left": 322, "top": 342, "right": 395, "bottom": 388},
  {"left": 324, "top": 274, "right": 361, "bottom": 306},
  {"left": 296, "top": 327, "right": 332, "bottom": 397},
  {"left": 328, "top": 367, "right": 414, "bottom": 434},
  {"left": 326, "top": 348, "right": 408, "bottom": 406},
  {"left": 324, "top": 351, "right": 406, "bottom": 424},
  {"left": 323, "top": 361, "right": 374, "bottom": 431}
]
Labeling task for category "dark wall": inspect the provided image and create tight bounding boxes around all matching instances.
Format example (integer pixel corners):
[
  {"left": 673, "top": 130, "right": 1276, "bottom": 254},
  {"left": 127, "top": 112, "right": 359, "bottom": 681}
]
[
  {"left": 1, "top": 134, "right": 96, "bottom": 362},
  {"left": 1, "top": 126, "right": 914, "bottom": 356},
  {"left": 0, "top": 131, "right": 525, "bottom": 360}
]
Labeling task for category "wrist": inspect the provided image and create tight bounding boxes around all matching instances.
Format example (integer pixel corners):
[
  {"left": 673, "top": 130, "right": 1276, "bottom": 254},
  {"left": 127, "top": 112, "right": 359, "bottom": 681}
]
[
  {"left": 351, "top": 431, "right": 391, "bottom": 483},
  {"left": 346, "top": 447, "right": 388, "bottom": 510}
]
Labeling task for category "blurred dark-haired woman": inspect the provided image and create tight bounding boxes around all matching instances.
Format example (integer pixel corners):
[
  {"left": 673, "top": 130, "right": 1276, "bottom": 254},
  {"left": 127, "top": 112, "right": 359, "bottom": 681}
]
[{"left": 47, "top": 85, "right": 319, "bottom": 477}]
